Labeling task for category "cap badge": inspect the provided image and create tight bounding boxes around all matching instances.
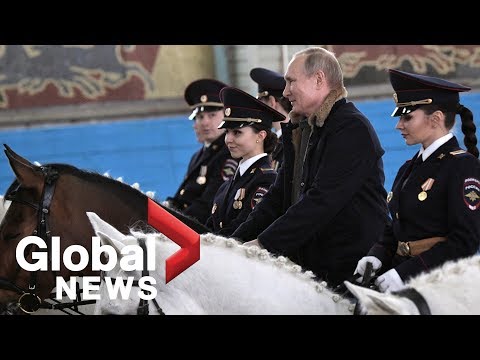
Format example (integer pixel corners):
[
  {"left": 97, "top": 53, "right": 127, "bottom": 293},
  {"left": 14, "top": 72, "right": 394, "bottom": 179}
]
[
  {"left": 225, "top": 107, "right": 231, "bottom": 116},
  {"left": 200, "top": 95, "right": 208, "bottom": 103}
]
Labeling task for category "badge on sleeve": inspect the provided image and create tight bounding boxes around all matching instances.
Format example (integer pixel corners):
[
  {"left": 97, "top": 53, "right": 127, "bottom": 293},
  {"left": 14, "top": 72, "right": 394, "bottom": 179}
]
[
  {"left": 251, "top": 187, "right": 269, "bottom": 209},
  {"left": 221, "top": 159, "right": 238, "bottom": 181},
  {"left": 463, "top": 178, "right": 480, "bottom": 210}
]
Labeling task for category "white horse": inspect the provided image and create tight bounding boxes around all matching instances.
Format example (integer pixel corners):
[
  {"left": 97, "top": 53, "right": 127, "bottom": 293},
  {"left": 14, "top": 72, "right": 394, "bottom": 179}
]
[
  {"left": 345, "top": 255, "right": 480, "bottom": 315},
  {"left": 87, "top": 212, "right": 355, "bottom": 315}
]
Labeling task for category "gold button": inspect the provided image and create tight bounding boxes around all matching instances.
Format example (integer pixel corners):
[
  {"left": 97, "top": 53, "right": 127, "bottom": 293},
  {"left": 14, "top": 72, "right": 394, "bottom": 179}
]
[
  {"left": 180, "top": 189, "right": 185, "bottom": 195},
  {"left": 396, "top": 212, "right": 399, "bottom": 219},
  {"left": 183, "top": 204, "right": 188, "bottom": 209},
  {"left": 219, "top": 222, "right": 223, "bottom": 228}
]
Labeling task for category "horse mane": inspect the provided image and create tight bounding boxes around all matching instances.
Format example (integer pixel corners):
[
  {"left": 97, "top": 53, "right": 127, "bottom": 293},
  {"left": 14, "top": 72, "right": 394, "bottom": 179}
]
[
  {"left": 407, "top": 254, "right": 480, "bottom": 288},
  {"left": 5, "top": 162, "right": 211, "bottom": 234},
  {"left": 129, "top": 229, "right": 354, "bottom": 312}
]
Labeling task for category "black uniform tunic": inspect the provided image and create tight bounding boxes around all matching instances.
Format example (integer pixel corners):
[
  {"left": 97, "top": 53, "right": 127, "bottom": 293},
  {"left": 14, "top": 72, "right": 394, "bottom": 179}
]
[
  {"left": 206, "top": 155, "right": 276, "bottom": 237},
  {"left": 368, "top": 136, "right": 480, "bottom": 281},
  {"left": 166, "top": 135, "right": 239, "bottom": 224}
]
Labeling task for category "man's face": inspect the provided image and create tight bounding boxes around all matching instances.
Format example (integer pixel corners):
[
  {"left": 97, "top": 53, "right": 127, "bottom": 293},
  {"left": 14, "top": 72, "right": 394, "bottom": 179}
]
[
  {"left": 194, "top": 109, "right": 226, "bottom": 143},
  {"left": 283, "top": 56, "right": 319, "bottom": 117},
  {"left": 192, "top": 118, "right": 205, "bottom": 143}
]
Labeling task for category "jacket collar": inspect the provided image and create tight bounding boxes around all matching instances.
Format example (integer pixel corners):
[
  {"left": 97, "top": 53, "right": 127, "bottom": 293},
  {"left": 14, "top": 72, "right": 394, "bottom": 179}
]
[{"left": 289, "top": 86, "right": 348, "bottom": 128}]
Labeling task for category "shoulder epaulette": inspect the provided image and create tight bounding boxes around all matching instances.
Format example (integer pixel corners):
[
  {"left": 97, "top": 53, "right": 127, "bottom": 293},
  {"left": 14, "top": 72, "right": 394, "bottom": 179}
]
[
  {"left": 450, "top": 150, "right": 467, "bottom": 156},
  {"left": 260, "top": 167, "right": 275, "bottom": 173}
]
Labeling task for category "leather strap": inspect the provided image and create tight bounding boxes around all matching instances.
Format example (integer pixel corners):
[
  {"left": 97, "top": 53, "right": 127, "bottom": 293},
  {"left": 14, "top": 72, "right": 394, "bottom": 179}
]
[{"left": 397, "top": 236, "right": 446, "bottom": 257}]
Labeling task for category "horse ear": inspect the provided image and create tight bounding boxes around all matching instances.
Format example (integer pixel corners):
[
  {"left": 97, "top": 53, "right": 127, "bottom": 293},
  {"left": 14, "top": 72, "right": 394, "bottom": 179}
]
[
  {"left": 86, "top": 212, "right": 128, "bottom": 254},
  {"left": 4, "top": 144, "right": 35, "bottom": 166},
  {"left": 96, "top": 231, "right": 126, "bottom": 256},
  {"left": 4, "top": 144, "right": 43, "bottom": 190},
  {"left": 344, "top": 281, "right": 405, "bottom": 315}
]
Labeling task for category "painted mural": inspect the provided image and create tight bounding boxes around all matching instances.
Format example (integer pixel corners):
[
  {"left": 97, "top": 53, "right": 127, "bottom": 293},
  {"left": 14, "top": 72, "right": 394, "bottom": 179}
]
[
  {"left": 328, "top": 45, "right": 480, "bottom": 81},
  {"left": 1, "top": 45, "right": 479, "bottom": 111},
  {"left": 0, "top": 45, "right": 214, "bottom": 109}
]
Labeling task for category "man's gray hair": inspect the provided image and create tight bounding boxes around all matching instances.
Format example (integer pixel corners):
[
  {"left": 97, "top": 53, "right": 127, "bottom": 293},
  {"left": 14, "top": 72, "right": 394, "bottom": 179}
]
[{"left": 293, "top": 47, "right": 344, "bottom": 89}]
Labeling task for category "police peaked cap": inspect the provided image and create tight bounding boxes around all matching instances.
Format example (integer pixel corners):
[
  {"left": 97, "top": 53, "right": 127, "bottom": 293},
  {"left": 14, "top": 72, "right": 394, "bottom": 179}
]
[
  {"left": 389, "top": 68, "right": 471, "bottom": 117},
  {"left": 218, "top": 86, "right": 286, "bottom": 130},
  {"left": 184, "top": 78, "right": 228, "bottom": 120},
  {"left": 250, "top": 67, "right": 286, "bottom": 99}
]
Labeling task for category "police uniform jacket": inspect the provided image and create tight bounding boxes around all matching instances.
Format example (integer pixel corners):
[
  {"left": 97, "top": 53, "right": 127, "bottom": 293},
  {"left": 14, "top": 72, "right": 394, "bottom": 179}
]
[
  {"left": 166, "top": 135, "right": 239, "bottom": 224},
  {"left": 368, "top": 136, "right": 480, "bottom": 282},
  {"left": 232, "top": 89, "right": 389, "bottom": 287},
  {"left": 206, "top": 155, "right": 276, "bottom": 237}
]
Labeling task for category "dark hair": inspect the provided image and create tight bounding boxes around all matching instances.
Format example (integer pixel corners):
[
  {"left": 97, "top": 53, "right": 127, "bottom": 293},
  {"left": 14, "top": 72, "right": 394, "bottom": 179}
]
[
  {"left": 251, "top": 124, "right": 278, "bottom": 154},
  {"left": 258, "top": 94, "right": 292, "bottom": 113},
  {"left": 422, "top": 103, "right": 478, "bottom": 158},
  {"left": 277, "top": 96, "right": 293, "bottom": 113}
]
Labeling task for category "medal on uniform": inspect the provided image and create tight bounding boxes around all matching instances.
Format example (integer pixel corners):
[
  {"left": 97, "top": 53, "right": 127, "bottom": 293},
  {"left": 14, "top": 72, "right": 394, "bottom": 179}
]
[
  {"left": 196, "top": 165, "right": 207, "bottom": 185},
  {"left": 387, "top": 191, "right": 393, "bottom": 203},
  {"left": 418, "top": 191, "right": 427, "bottom": 201},
  {"left": 418, "top": 178, "right": 435, "bottom": 201},
  {"left": 233, "top": 188, "right": 245, "bottom": 210}
]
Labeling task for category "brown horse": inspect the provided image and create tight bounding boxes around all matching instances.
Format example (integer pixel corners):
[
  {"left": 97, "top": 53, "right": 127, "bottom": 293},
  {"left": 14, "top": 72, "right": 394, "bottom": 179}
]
[{"left": 0, "top": 144, "right": 210, "bottom": 314}]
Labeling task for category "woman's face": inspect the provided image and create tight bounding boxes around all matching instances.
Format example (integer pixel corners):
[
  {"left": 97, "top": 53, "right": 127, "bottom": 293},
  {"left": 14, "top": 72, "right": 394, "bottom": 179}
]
[
  {"left": 225, "top": 126, "right": 265, "bottom": 160},
  {"left": 395, "top": 108, "right": 440, "bottom": 148}
]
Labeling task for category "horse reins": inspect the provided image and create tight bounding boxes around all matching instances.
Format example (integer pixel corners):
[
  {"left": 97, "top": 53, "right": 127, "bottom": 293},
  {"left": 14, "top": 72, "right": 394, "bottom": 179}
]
[
  {"left": 1, "top": 166, "right": 95, "bottom": 314},
  {"left": 100, "top": 237, "right": 165, "bottom": 315},
  {"left": 391, "top": 288, "right": 431, "bottom": 315}
]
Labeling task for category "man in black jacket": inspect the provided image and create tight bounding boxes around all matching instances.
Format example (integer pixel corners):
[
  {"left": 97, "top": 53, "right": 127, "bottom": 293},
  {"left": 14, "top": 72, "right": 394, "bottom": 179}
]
[{"left": 232, "top": 47, "right": 389, "bottom": 287}]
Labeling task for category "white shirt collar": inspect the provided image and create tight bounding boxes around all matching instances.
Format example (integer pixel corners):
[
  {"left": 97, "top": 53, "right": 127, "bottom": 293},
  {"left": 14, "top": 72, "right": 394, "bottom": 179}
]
[
  {"left": 418, "top": 133, "right": 453, "bottom": 161},
  {"left": 238, "top": 153, "right": 268, "bottom": 176},
  {"left": 275, "top": 128, "right": 282, "bottom": 138}
]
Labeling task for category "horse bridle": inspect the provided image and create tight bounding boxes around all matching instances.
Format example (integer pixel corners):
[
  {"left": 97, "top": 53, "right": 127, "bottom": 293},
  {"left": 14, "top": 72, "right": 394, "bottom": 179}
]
[
  {"left": 100, "top": 237, "right": 165, "bottom": 315},
  {"left": 0, "top": 166, "right": 95, "bottom": 314},
  {"left": 337, "top": 262, "right": 431, "bottom": 315},
  {"left": 391, "top": 288, "right": 431, "bottom": 315}
]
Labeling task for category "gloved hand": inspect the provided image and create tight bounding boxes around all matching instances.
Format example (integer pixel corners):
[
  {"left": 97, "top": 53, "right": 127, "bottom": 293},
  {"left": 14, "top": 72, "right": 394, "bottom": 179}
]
[
  {"left": 375, "top": 268, "right": 404, "bottom": 293},
  {"left": 354, "top": 256, "right": 382, "bottom": 283}
]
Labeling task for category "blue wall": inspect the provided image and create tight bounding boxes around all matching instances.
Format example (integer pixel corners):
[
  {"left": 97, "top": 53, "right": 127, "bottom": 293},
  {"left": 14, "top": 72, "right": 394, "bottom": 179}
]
[{"left": 1, "top": 93, "right": 479, "bottom": 201}]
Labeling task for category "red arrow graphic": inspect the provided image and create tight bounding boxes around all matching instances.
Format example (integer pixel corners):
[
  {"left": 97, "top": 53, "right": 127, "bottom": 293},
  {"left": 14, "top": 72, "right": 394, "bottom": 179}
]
[{"left": 147, "top": 198, "right": 200, "bottom": 283}]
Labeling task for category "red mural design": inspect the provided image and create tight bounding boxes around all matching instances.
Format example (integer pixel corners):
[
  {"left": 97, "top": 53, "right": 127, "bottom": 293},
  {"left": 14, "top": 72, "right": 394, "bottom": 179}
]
[
  {"left": 0, "top": 45, "right": 161, "bottom": 109},
  {"left": 1, "top": 45, "right": 479, "bottom": 110}
]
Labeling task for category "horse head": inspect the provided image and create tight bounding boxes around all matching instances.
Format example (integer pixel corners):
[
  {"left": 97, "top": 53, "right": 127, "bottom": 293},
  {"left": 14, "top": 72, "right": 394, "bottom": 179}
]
[
  {"left": 88, "top": 211, "right": 171, "bottom": 315},
  {"left": 0, "top": 144, "right": 209, "bottom": 314}
]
